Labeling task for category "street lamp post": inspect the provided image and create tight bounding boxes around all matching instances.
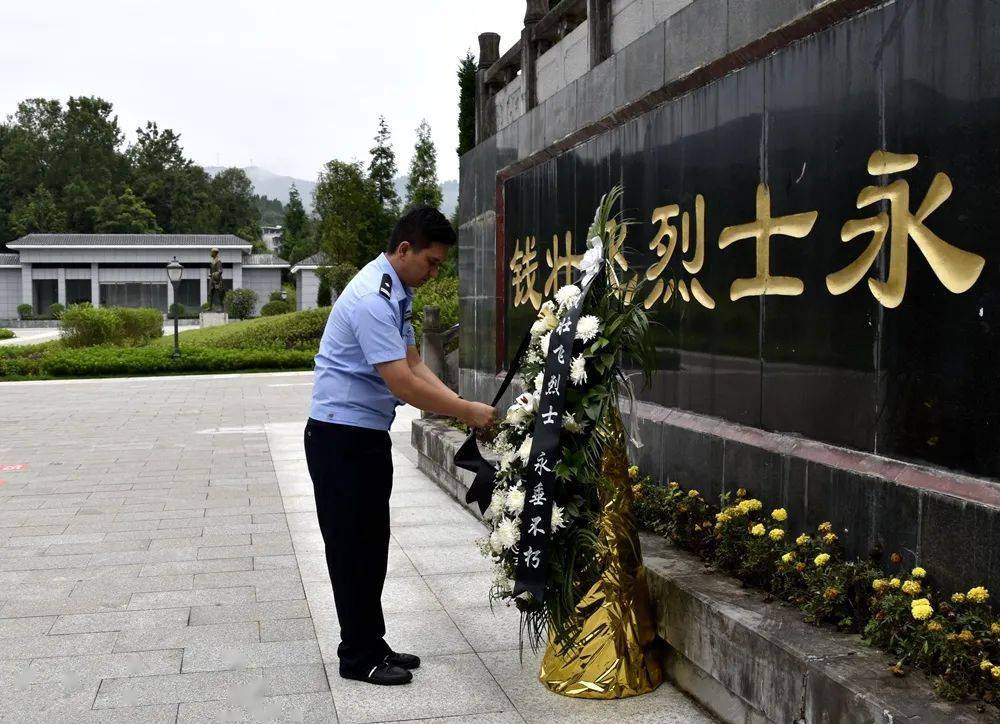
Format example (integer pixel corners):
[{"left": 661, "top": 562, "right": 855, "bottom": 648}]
[{"left": 166, "top": 257, "right": 183, "bottom": 359}]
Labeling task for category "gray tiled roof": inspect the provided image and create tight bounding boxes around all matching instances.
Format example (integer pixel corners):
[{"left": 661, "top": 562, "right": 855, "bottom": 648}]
[
  {"left": 244, "top": 253, "right": 290, "bottom": 267},
  {"left": 9, "top": 234, "right": 251, "bottom": 248},
  {"left": 293, "top": 252, "right": 325, "bottom": 268},
  {"left": 0, "top": 252, "right": 20, "bottom": 266}
]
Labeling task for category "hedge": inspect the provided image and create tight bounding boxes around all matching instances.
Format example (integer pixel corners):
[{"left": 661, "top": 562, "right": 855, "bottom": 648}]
[
  {"left": 60, "top": 305, "right": 162, "bottom": 347},
  {"left": 39, "top": 346, "right": 314, "bottom": 377},
  {"left": 150, "top": 306, "right": 329, "bottom": 351},
  {"left": 0, "top": 328, "right": 14, "bottom": 340}
]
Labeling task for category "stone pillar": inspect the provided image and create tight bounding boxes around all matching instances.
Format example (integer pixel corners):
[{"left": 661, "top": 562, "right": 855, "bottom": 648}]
[
  {"left": 587, "top": 0, "right": 612, "bottom": 68},
  {"left": 232, "top": 262, "right": 242, "bottom": 292},
  {"left": 91, "top": 263, "right": 99, "bottom": 306},
  {"left": 420, "top": 306, "right": 446, "bottom": 418},
  {"left": 56, "top": 267, "right": 66, "bottom": 306},
  {"left": 166, "top": 277, "right": 175, "bottom": 307},
  {"left": 475, "top": 32, "right": 501, "bottom": 145},
  {"left": 20, "top": 263, "right": 31, "bottom": 306},
  {"left": 199, "top": 267, "right": 208, "bottom": 307},
  {"left": 522, "top": 0, "right": 547, "bottom": 112}
]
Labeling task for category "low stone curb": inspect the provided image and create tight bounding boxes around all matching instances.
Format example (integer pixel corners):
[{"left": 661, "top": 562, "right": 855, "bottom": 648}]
[{"left": 411, "top": 417, "right": 992, "bottom": 724}]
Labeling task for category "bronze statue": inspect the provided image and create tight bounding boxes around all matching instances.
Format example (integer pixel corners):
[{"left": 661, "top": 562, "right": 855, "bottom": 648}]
[{"left": 208, "top": 248, "right": 225, "bottom": 311}]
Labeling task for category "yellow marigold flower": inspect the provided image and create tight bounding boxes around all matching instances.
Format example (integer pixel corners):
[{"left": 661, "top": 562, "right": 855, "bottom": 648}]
[
  {"left": 781, "top": 552, "right": 795, "bottom": 564},
  {"left": 981, "top": 660, "right": 994, "bottom": 672},
  {"left": 951, "top": 592, "right": 966, "bottom": 604},
  {"left": 991, "top": 623, "right": 1000, "bottom": 635},
  {"left": 911, "top": 604, "right": 933, "bottom": 621},
  {"left": 911, "top": 567, "right": 926, "bottom": 579},
  {"left": 769, "top": 528, "right": 785, "bottom": 542},
  {"left": 911, "top": 598, "right": 931, "bottom": 608},
  {"left": 736, "top": 487, "right": 747, "bottom": 498},
  {"left": 926, "top": 621, "right": 943, "bottom": 633},
  {"left": 771, "top": 508, "right": 787, "bottom": 522},
  {"left": 668, "top": 481, "right": 680, "bottom": 490},
  {"left": 992, "top": 666, "right": 1000, "bottom": 680},
  {"left": 901, "top": 580, "right": 922, "bottom": 595},
  {"left": 750, "top": 523, "right": 766, "bottom": 537},
  {"left": 889, "top": 578, "right": 901, "bottom": 589},
  {"left": 824, "top": 587, "right": 840, "bottom": 601},
  {"left": 716, "top": 512, "right": 731, "bottom": 524},
  {"left": 958, "top": 629, "right": 975, "bottom": 643},
  {"left": 738, "top": 498, "right": 762, "bottom": 513},
  {"left": 795, "top": 562, "right": 807, "bottom": 572},
  {"left": 823, "top": 533, "right": 838, "bottom": 545},
  {"left": 818, "top": 521, "right": 833, "bottom": 533},
  {"left": 688, "top": 489, "right": 700, "bottom": 498},
  {"left": 968, "top": 586, "right": 990, "bottom": 604},
  {"left": 814, "top": 553, "right": 830, "bottom": 567},
  {"left": 796, "top": 534, "right": 811, "bottom": 546},
  {"left": 872, "top": 579, "right": 887, "bottom": 592},
  {"left": 628, "top": 465, "right": 639, "bottom": 480}
]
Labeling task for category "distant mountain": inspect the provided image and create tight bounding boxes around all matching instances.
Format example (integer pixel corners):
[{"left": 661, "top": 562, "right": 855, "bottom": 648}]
[{"left": 204, "top": 166, "right": 458, "bottom": 219}]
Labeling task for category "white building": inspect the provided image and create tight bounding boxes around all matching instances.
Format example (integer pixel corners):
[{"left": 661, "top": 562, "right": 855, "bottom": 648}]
[
  {"left": 261, "top": 226, "right": 283, "bottom": 253},
  {"left": 0, "top": 234, "right": 289, "bottom": 320},
  {"left": 289, "top": 253, "right": 323, "bottom": 311}
]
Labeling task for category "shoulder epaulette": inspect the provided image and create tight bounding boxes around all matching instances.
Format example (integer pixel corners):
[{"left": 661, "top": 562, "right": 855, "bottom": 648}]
[{"left": 379, "top": 273, "right": 392, "bottom": 300}]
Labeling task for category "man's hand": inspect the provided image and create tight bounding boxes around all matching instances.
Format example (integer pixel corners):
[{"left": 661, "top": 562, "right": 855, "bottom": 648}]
[{"left": 460, "top": 401, "right": 496, "bottom": 429}]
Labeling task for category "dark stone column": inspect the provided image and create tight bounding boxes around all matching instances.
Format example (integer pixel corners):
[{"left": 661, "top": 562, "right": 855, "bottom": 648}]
[
  {"left": 587, "top": 0, "right": 612, "bottom": 68},
  {"left": 522, "top": 0, "right": 546, "bottom": 111},
  {"left": 475, "top": 32, "right": 500, "bottom": 145}
]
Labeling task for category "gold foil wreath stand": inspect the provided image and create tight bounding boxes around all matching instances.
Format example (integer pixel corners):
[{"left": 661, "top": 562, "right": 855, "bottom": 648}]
[{"left": 539, "top": 407, "right": 664, "bottom": 698}]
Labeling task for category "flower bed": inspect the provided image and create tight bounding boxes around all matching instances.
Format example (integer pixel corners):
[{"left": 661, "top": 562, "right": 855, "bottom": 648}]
[{"left": 635, "top": 477, "right": 1000, "bottom": 707}]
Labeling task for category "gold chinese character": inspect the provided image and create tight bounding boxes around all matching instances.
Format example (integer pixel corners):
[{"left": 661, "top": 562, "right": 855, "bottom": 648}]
[
  {"left": 826, "top": 150, "right": 985, "bottom": 308},
  {"left": 644, "top": 195, "right": 716, "bottom": 309},
  {"left": 719, "top": 184, "right": 818, "bottom": 300},
  {"left": 544, "top": 231, "right": 582, "bottom": 297},
  {"left": 605, "top": 219, "right": 638, "bottom": 304},
  {"left": 510, "top": 236, "right": 541, "bottom": 309}
]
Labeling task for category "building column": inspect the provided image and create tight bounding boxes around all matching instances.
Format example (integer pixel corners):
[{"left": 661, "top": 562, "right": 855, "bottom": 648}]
[
  {"left": 21, "top": 264, "right": 32, "bottom": 307},
  {"left": 521, "top": 0, "right": 546, "bottom": 112},
  {"left": 91, "top": 263, "right": 99, "bottom": 306},
  {"left": 57, "top": 267, "right": 66, "bottom": 306},
  {"left": 475, "top": 33, "right": 501, "bottom": 145},
  {"left": 199, "top": 268, "right": 208, "bottom": 307},
  {"left": 232, "top": 262, "right": 242, "bottom": 291}
]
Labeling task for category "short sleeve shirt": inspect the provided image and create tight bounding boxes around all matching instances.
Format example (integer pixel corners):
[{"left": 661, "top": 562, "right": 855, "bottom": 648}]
[{"left": 309, "top": 254, "right": 415, "bottom": 430}]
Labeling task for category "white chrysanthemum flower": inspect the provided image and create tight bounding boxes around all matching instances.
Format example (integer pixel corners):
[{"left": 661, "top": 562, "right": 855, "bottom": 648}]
[
  {"left": 551, "top": 504, "right": 566, "bottom": 532},
  {"left": 496, "top": 517, "right": 519, "bottom": 549},
  {"left": 575, "top": 315, "right": 601, "bottom": 343},
  {"left": 518, "top": 436, "right": 533, "bottom": 465},
  {"left": 554, "top": 284, "right": 581, "bottom": 308},
  {"left": 515, "top": 392, "right": 537, "bottom": 415},
  {"left": 489, "top": 531, "right": 504, "bottom": 554},
  {"left": 539, "top": 302, "right": 559, "bottom": 331},
  {"left": 504, "top": 487, "right": 525, "bottom": 515},
  {"left": 495, "top": 574, "right": 514, "bottom": 595},
  {"left": 505, "top": 404, "right": 528, "bottom": 428},
  {"left": 562, "top": 412, "right": 582, "bottom": 433},
  {"left": 484, "top": 488, "right": 506, "bottom": 520},
  {"left": 530, "top": 318, "right": 549, "bottom": 337},
  {"left": 569, "top": 354, "right": 587, "bottom": 386},
  {"left": 534, "top": 371, "right": 545, "bottom": 393},
  {"left": 498, "top": 450, "right": 517, "bottom": 473},
  {"left": 540, "top": 331, "right": 552, "bottom": 357},
  {"left": 526, "top": 348, "right": 542, "bottom": 366}
]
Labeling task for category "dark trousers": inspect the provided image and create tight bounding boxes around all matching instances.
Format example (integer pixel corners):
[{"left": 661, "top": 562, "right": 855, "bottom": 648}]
[{"left": 304, "top": 418, "right": 393, "bottom": 671}]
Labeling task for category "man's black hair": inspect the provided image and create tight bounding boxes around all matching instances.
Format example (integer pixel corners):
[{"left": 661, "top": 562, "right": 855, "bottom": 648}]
[{"left": 387, "top": 206, "right": 457, "bottom": 253}]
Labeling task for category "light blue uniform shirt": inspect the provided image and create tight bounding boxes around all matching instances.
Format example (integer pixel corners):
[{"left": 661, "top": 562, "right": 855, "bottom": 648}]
[{"left": 309, "top": 253, "right": 416, "bottom": 431}]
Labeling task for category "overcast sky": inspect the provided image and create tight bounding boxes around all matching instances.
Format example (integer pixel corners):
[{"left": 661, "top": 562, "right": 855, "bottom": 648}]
[{"left": 0, "top": 1, "right": 523, "bottom": 183}]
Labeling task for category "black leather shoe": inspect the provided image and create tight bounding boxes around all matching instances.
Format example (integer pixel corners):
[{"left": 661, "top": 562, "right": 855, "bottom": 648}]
[
  {"left": 339, "top": 662, "right": 412, "bottom": 685},
  {"left": 386, "top": 650, "right": 421, "bottom": 670}
]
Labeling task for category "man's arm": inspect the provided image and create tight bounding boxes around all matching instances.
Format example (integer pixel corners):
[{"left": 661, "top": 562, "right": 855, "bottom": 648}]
[
  {"left": 406, "top": 345, "right": 456, "bottom": 400},
  {"left": 376, "top": 359, "right": 494, "bottom": 428}
]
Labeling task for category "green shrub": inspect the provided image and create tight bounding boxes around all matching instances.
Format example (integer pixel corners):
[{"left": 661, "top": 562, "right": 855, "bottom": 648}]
[
  {"left": 318, "top": 262, "right": 359, "bottom": 294},
  {"left": 260, "top": 300, "right": 291, "bottom": 317},
  {"left": 225, "top": 288, "right": 257, "bottom": 320},
  {"left": 116, "top": 307, "right": 163, "bottom": 345},
  {"left": 412, "top": 272, "right": 458, "bottom": 343},
  {"left": 17, "top": 303, "right": 32, "bottom": 320},
  {"left": 0, "top": 328, "right": 14, "bottom": 340},
  {"left": 41, "top": 345, "right": 314, "bottom": 377},
  {"left": 317, "top": 276, "right": 332, "bottom": 307},
  {"left": 150, "top": 306, "right": 329, "bottom": 351},
  {"left": 48, "top": 303, "right": 65, "bottom": 319},
  {"left": 282, "top": 283, "right": 297, "bottom": 311},
  {"left": 60, "top": 305, "right": 162, "bottom": 347}
]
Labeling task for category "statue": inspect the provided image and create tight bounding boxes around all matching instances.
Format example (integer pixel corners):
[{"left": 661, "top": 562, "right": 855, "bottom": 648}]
[{"left": 208, "top": 248, "right": 225, "bottom": 311}]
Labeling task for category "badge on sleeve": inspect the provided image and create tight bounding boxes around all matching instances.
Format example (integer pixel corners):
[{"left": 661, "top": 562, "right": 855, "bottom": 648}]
[{"left": 379, "top": 274, "right": 392, "bottom": 300}]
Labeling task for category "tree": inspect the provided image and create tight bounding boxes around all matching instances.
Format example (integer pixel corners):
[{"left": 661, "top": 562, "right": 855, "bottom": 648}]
[
  {"left": 255, "top": 195, "right": 284, "bottom": 226},
  {"left": 457, "top": 52, "right": 477, "bottom": 158},
  {"left": 313, "top": 160, "right": 383, "bottom": 266},
  {"left": 127, "top": 121, "right": 207, "bottom": 233},
  {"left": 368, "top": 116, "right": 400, "bottom": 213},
  {"left": 405, "top": 120, "right": 442, "bottom": 210},
  {"left": 91, "top": 187, "right": 161, "bottom": 233},
  {"left": 280, "top": 184, "right": 314, "bottom": 264},
  {"left": 9, "top": 184, "right": 67, "bottom": 236},
  {"left": 51, "top": 96, "right": 125, "bottom": 199},
  {"left": 210, "top": 167, "right": 262, "bottom": 243}
]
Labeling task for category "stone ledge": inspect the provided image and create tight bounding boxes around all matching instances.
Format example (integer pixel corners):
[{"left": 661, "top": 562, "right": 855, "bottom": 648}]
[{"left": 411, "top": 416, "right": 992, "bottom": 724}]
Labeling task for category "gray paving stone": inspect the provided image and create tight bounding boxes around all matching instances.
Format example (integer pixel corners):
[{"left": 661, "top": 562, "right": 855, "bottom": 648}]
[
  {"left": 423, "top": 571, "right": 497, "bottom": 611},
  {"left": 404, "top": 543, "right": 495, "bottom": 576},
  {"left": 27, "top": 648, "right": 182, "bottom": 683},
  {"left": 94, "top": 670, "right": 264, "bottom": 708},
  {"left": 188, "top": 600, "right": 310, "bottom": 625},
  {"left": 75, "top": 704, "right": 179, "bottom": 723},
  {"left": 50, "top": 607, "right": 191, "bottom": 635},
  {"left": 139, "top": 557, "right": 254, "bottom": 577},
  {"left": 448, "top": 605, "right": 523, "bottom": 653},
  {"left": 181, "top": 640, "right": 322, "bottom": 672},
  {"left": 0, "top": 631, "right": 117, "bottom": 659},
  {"left": 259, "top": 618, "right": 317, "bottom": 643},
  {"left": 114, "top": 621, "right": 260, "bottom": 652},
  {"left": 177, "top": 693, "right": 337, "bottom": 723},
  {"left": 262, "top": 664, "right": 330, "bottom": 695},
  {"left": 128, "top": 587, "right": 255, "bottom": 610},
  {"left": 0, "top": 615, "right": 55, "bottom": 638}
]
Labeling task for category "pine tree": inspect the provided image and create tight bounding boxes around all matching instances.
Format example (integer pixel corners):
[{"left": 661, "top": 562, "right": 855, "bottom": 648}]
[
  {"left": 457, "top": 52, "right": 477, "bottom": 158},
  {"left": 280, "top": 184, "right": 313, "bottom": 263},
  {"left": 405, "top": 120, "right": 442, "bottom": 210},
  {"left": 368, "top": 116, "right": 400, "bottom": 213},
  {"left": 91, "top": 186, "right": 161, "bottom": 233}
]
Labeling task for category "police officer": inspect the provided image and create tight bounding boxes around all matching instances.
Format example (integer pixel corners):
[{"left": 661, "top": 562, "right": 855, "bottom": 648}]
[{"left": 304, "top": 207, "right": 496, "bottom": 686}]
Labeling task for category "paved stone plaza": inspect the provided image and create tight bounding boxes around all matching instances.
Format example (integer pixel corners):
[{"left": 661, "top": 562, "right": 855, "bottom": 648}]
[{"left": 0, "top": 371, "right": 712, "bottom": 723}]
